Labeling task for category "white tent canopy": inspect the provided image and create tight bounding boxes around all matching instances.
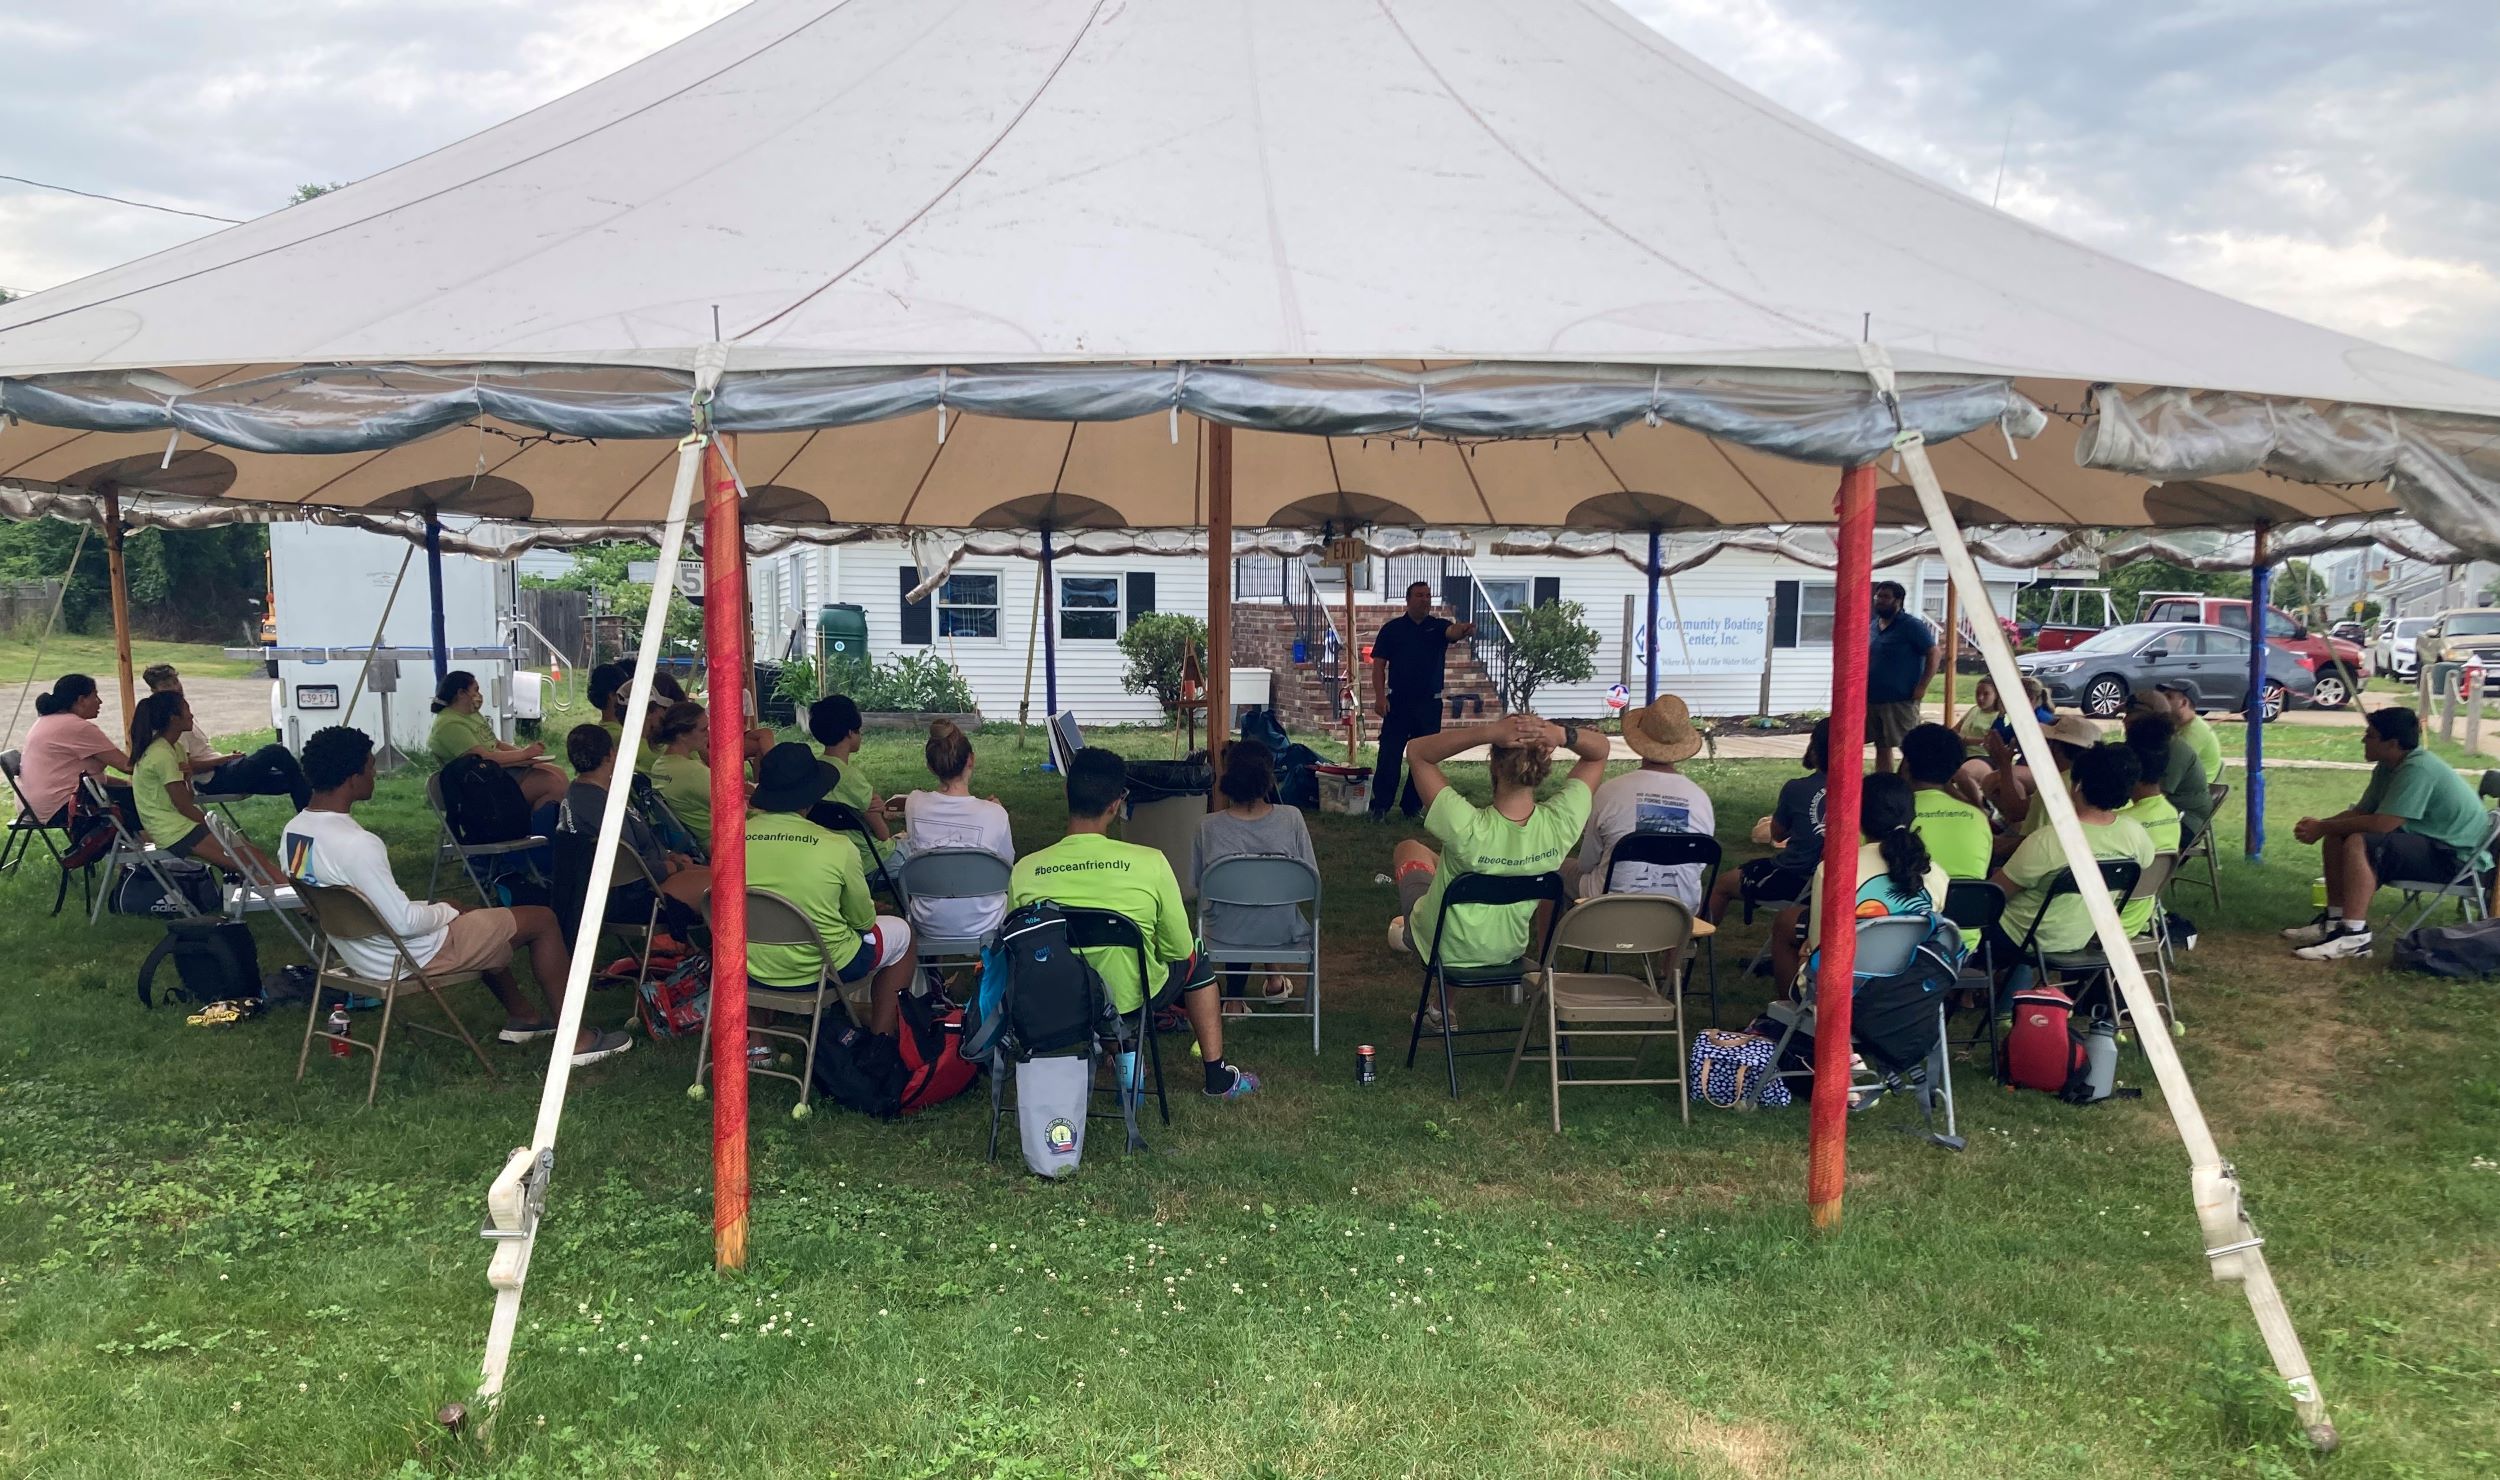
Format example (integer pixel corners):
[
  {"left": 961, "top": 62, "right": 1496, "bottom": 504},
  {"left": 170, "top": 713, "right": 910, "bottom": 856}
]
[{"left": 3, "top": 0, "right": 2497, "bottom": 541}]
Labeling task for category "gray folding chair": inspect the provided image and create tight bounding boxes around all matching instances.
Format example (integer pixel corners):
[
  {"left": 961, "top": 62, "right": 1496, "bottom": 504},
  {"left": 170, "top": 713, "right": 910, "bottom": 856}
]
[
  {"left": 694, "top": 887, "right": 842, "bottom": 1119},
  {"left": 898, "top": 847, "right": 1014, "bottom": 988},
  {"left": 2, "top": 748, "right": 89, "bottom": 917},
  {"left": 2168, "top": 781, "right": 2228, "bottom": 910},
  {"left": 82, "top": 773, "right": 179, "bottom": 926},
  {"left": 1504, "top": 894, "right": 1693, "bottom": 1132},
  {"left": 201, "top": 811, "right": 314, "bottom": 958},
  {"left": 1758, "top": 913, "right": 1964, "bottom": 1150},
  {"left": 605, "top": 839, "right": 669, "bottom": 997},
  {"left": 292, "top": 880, "right": 497, "bottom": 1107},
  {"left": 1196, "top": 854, "right": 1323, "bottom": 1053},
  {"left": 425, "top": 773, "right": 549, "bottom": 904},
  {"left": 2385, "top": 807, "right": 2500, "bottom": 939}
]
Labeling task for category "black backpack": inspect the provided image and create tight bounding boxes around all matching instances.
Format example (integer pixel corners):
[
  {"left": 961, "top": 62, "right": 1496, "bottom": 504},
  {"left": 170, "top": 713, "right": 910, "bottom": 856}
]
[
  {"left": 441, "top": 754, "right": 531, "bottom": 846},
  {"left": 809, "top": 1016, "right": 907, "bottom": 1118},
  {"left": 137, "top": 918, "right": 266, "bottom": 1008},
  {"left": 962, "top": 902, "right": 1116, "bottom": 1063},
  {"left": 2394, "top": 916, "right": 2500, "bottom": 978}
]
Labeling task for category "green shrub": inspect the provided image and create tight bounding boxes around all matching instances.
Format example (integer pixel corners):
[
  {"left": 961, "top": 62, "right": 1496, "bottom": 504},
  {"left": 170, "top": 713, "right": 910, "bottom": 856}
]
[
  {"left": 1503, "top": 599, "right": 1599, "bottom": 712},
  {"left": 825, "top": 651, "right": 979, "bottom": 714},
  {"left": 1117, "top": 613, "right": 1209, "bottom": 715}
]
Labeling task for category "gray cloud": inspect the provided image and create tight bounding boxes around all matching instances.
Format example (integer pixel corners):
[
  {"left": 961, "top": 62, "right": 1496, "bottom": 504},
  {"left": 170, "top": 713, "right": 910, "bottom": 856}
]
[{"left": 5, "top": 0, "right": 2495, "bottom": 374}]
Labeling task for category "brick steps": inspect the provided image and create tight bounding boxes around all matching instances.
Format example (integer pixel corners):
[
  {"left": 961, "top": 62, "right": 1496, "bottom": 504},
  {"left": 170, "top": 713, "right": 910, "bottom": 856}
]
[{"left": 1230, "top": 603, "right": 1497, "bottom": 737}]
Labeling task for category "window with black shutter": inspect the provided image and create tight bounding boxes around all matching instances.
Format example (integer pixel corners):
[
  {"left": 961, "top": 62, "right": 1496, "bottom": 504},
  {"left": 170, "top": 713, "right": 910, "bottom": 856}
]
[
  {"left": 1532, "top": 576, "right": 1562, "bottom": 608},
  {"left": 1773, "top": 580, "right": 1800, "bottom": 648},
  {"left": 899, "top": 566, "right": 931, "bottom": 645},
  {"left": 1124, "top": 572, "right": 1156, "bottom": 630}
]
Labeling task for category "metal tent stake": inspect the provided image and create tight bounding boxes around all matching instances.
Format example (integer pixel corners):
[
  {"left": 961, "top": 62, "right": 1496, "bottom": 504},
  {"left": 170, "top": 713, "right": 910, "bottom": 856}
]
[{"left": 1880, "top": 408, "right": 2336, "bottom": 1450}]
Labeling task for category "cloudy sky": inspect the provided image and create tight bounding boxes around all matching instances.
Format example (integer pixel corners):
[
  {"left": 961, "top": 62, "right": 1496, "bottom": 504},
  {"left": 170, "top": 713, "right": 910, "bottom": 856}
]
[{"left": 4, "top": 0, "right": 2495, "bottom": 373}]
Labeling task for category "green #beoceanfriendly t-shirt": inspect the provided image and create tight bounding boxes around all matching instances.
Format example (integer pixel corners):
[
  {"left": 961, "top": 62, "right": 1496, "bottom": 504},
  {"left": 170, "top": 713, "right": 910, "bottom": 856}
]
[
  {"left": 2181, "top": 713, "right": 2224, "bottom": 782},
  {"left": 2001, "top": 815, "right": 2156, "bottom": 952},
  {"left": 743, "top": 809, "right": 874, "bottom": 987},
  {"left": 2119, "top": 793, "right": 2182, "bottom": 857},
  {"left": 1411, "top": 779, "right": 1592, "bottom": 970},
  {"left": 132, "top": 738, "right": 192, "bottom": 845},
  {"left": 2359, "top": 748, "right": 2491, "bottom": 863},
  {"left": 1911, "top": 788, "right": 1992, "bottom": 946},
  {"left": 1009, "top": 833, "right": 1195, "bottom": 1013},
  {"left": 428, "top": 708, "right": 497, "bottom": 766}
]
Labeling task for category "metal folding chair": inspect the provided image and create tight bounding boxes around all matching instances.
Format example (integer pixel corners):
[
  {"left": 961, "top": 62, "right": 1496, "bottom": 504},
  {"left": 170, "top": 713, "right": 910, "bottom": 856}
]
[
  {"left": 2168, "top": 781, "right": 2228, "bottom": 910},
  {"left": 201, "top": 811, "right": 315, "bottom": 958},
  {"left": 82, "top": 773, "right": 171, "bottom": 926},
  {"left": 898, "top": 847, "right": 1013, "bottom": 988},
  {"left": 814, "top": 799, "right": 907, "bottom": 914},
  {"left": 2012, "top": 858, "right": 2149, "bottom": 1025},
  {"left": 694, "top": 887, "right": 840, "bottom": 1118},
  {"left": 424, "top": 773, "right": 548, "bottom": 903},
  {"left": 1060, "top": 906, "right": 1171, "bottom": 1132},
  {"left": 1196, "top": 853, "right": 1323, "bottom": 1052},
  {"left": 3, "top": 748, "right": 89, "bottom": 917},
  {"left": 1505, "top": 894, "right": 1693, "bottom": 1132},
  {"left": 1602, "top": 831, "right": 1721, "bottom": 1024},
  {"left": 1941, "top": 878, "right": 2006, "bottom": 1057},
  {"left": 1759, "top": 913, "right": 1964, "bottom": 1150},
  {"left": 292, "top": 880, "right": 497, "bottom": 1107},
  {"left": 2384, "top": 807, "right": 2500, "bottom": 939},
  {"left": 1403, "top": 869, "right": 1570, "bottom": 1098}
]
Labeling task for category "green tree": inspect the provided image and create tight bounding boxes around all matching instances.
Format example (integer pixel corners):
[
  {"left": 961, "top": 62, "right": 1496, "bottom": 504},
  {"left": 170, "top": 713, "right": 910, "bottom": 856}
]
[
  {"left": 1502, "top": 598, "right": 1599, "bottom": 712},
  {"left": 0, "top": 517, "right": 266, "bottom": 640},
  {"left": 2271, "top": 559, "right": 2327, "bottom": 614},
  {"left": 521, "top": 542, "right": 700, "bottom": 656},
  {"left": 1116, "top": 613, "right": 1209, "bottom": 716},
  {"left": 289, "top": 182, "right": 348, "bottom": 205}
]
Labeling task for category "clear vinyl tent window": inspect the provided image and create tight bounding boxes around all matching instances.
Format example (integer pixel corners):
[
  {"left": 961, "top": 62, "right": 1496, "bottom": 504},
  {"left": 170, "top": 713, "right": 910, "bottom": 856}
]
[
  {"left": 938, "top": 572, "right": 1000, "bottom": 639},
  {"left": 1059, "top": 575, "right": 1121, "bottom": 640}
]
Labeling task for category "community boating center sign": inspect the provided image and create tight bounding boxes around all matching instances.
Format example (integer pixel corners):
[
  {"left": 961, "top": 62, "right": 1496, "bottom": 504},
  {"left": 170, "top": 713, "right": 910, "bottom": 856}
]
[{"left": 1639, "top": 600, "right": 1770, "bottom": 674}]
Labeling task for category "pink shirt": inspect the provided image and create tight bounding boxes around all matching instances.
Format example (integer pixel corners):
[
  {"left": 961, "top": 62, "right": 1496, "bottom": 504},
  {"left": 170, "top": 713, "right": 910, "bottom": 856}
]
[{"left": 19, "top": 712, "right": 119, "bottom": 822}]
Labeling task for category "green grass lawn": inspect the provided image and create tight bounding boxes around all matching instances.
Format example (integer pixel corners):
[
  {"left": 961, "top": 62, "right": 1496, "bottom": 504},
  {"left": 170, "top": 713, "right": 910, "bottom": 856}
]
[
  {"left": 4, "top": 729, "right": 2497, "bottom": 1477},
  {"left": 0, "top": 629, "right": 266, "bottom": 684}
]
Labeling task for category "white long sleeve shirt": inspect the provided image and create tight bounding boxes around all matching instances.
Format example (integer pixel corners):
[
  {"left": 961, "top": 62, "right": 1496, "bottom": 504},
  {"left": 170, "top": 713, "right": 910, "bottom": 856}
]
[{"left": 281, "top": 808, "right": 457, "bottom": 980}]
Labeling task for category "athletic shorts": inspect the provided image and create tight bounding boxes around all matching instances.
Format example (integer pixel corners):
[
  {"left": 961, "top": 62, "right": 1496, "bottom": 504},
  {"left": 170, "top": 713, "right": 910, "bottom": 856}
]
[
  {"left": 423, "top": 907, "right": 518, "bottom": 975},
  {"left": 1739, "top": 857, "right": 1814, "bottom": 905},
  {"left": 2363, "top": 830, "right": 2465, "bottom": 887},
  {"left": 838, "top": 915, "right": 913, "bottom": 981},
  {"left": 164, "top": 822, "right": 210, "bottom": 859}
]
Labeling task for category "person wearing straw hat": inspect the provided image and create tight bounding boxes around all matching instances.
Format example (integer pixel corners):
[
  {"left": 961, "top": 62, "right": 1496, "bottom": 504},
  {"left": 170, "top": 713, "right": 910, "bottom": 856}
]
[{"left": 1564, "top": 694, "right": 1715, "bottom": 912}]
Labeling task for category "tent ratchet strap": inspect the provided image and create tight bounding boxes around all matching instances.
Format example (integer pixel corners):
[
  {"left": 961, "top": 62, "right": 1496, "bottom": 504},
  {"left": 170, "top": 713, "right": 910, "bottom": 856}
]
[{"left": 1871, "top": 335, "right": 2336, "bottom": 1450}]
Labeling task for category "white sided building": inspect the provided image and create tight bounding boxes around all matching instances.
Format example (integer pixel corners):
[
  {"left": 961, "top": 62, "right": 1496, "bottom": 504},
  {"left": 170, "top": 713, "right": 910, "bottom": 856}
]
[{"left": 751, "top": 540, "right": 2037, "bottom": 727}]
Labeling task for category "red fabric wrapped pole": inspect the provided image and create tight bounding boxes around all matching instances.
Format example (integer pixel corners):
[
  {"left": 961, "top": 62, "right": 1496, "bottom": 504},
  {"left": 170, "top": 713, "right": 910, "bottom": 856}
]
[
  {"left": 701, "top": 442, "right": 751, "bottom": 1270},
  {"left": 1806, "top": 462, "right": 1877, "bottom": 1231}
]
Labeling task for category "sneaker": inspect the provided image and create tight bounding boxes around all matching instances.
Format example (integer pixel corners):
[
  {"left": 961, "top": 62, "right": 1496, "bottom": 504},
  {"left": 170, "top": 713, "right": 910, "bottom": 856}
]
[
  {"left": 1387, "top": 916, "right": 1410, "bottom": 954},
  {"left": 1205, "top": 1065, "right": 1261, "bottom": 1100},
  {"left": 2292, "top": 928, "right": 2373, "bottom": 962},
  {"left": 570, "top": 1028, "right": 635, "bottom": 1066},
  {"left": 2280, "top": 915, "right": 2337, "bottom": 944},
  {"left": 498, "top": 1021, "right": 559, "bottom": 1044}
]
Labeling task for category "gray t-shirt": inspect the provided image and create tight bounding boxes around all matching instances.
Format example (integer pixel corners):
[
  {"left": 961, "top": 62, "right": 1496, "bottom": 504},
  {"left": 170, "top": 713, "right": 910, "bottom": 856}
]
[{"left": 1189, "top": 805, "right": 1318, "bottom": 948}]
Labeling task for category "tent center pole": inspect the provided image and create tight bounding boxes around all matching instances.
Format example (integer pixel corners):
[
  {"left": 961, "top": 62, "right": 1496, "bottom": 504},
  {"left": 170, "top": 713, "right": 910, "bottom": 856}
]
[
  {"left": 424, "top": 511, "right": 450, "bottom": 688},
  {"left": 2245, "top": 523, "right": 2270, "bottom": 862},
  {"left": 102, "top": 486, "right": 135, "bottom": 729},
  {"left": 1644, "top": 527, "right": 1662, "bottom": 703},
  {"left": 702, "top": 441, "right": 752, "bottom": 1271},
  {"left": 1206, "top": 420, "right": 1234, "bottom": 775},
  {"left": 1040, "top": 526, "right": 1060, "bottom": 755},
  {"left": 1805, "top": 464, "right": 1875, "bottom": 1231}
]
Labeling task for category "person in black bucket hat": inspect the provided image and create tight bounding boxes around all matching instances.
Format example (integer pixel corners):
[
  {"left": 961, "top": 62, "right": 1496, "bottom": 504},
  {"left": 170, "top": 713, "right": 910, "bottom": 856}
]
[{"left": 742, "top": 743, "right": 917, "bottom": 1038}]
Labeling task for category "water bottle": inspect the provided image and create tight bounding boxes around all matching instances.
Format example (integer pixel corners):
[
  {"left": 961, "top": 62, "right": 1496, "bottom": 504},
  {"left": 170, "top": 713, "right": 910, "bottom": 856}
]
[
  {"left": 328, "top": 1003, "right": 353, "bottom": 1059},
  {"left": 2081, "top": 1019, "right": 2118, "bottom": 1102}
]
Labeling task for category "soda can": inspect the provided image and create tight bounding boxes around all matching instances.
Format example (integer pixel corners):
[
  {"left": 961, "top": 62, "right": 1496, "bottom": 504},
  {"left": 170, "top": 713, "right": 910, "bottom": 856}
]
[
  {"left": 328, "top": 1004, "right": 353, "bottom": 1059},
  {"left": 1355, "top": 1044, "right": 1377, "bottom": 1085}
]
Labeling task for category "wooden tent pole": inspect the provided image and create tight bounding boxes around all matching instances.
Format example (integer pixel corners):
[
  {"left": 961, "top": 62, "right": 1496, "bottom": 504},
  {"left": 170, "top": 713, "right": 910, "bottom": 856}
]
[
  {"left": 1941, "top": 577, "right": 1960, "bottom": 730},
  {"left": 102, "top": 487, "right": 136, "bottom": 727},
  {"left": 1804, "top": 464, "right": 1875, "bottom": 1231},
  {"left": 1205, "top": 421, "right": 1234, "bottom": 776}
]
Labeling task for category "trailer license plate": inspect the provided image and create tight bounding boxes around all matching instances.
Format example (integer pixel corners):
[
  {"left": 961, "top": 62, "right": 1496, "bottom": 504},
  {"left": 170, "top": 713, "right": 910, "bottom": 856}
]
[{"left": 296, "top": 684, "right": 341, "bottom": 710}]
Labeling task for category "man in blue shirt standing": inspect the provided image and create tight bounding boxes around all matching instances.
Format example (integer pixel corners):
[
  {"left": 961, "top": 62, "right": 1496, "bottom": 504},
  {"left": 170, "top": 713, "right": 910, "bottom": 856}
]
[
  {"left": 1368, "top": 581, "right": 1476, "bottom": 820},
  {"left": 1867, "top": 580, "right": 1938, "bottom": 775}
]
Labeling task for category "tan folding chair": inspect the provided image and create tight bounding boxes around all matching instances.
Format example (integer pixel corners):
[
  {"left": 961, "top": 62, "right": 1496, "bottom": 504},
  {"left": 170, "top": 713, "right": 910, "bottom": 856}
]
[
  {"left": 693, "top": 887, "right": 842, "bottom": 1119},
  {"left": 2168, "top": 782, "right": 2228, "bottom": 910},
  {"left": 292, "top": 880, "right": 496, "bottom": 1107},
  {"left": 1505, "top": 894, "right": 1695, "bottom": 1133},
  {"left": 605, "top": 839, "right": 669, "bottom": 996}
]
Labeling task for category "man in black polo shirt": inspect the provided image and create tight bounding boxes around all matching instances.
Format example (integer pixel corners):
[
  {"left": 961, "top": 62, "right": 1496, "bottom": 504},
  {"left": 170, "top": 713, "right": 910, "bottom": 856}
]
[{"left": 1367, "top": 581, "right": 1476, "bottom": 820}]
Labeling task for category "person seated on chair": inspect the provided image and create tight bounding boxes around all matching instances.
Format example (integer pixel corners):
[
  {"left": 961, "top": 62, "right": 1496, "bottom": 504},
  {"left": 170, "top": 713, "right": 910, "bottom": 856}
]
[
  {"left": 143, "top": 661, "right": 309, "bottom": 810},
  {"left": 2152, "top": 679, "right": 2224, "bottom": 787},
  {"left": 1705, "top": 718, "right": 1828, "bottom": 924},
  {"left": 587, "top": 662, "right": 677, "bottom": 775},
  {"left": 1986, "top": 742, "right": 2155, "bottom": 997},
  {"left": 1387, "top": 713, "right": 1611, "bottom": 1031},
  {"left": 2122, "top": 691, "right": 2214, "bottom": 846},
  {"left": 807, "top": 694, "right": 892, "bottom": 843},
  {"left": 126, "top": 690, "right": 284, "bottom": 880},
  {"left": 1949, "top": 676, "right": 2033, "bottom": 808},
  {"left": 1768, "top": 772, "right": 1949, "bottom": 991},
  {"left": 2285, "top": 705, "right": 2491, "bottom": 962},
  {"left": 1010, "top": 746, "right": 1261, "bottom": 1100},
  {"left": 1903, "top": 723, "right": 1992, "bottom": 880},
  {"left": 646, "top": 699, "right": 731, "bottom": 848},
  {"left": 1190, "top": 741, "right": 1316, "bottom": 1012},
  {"left": 1564, "top": 693, "right": 1713, "bottom": 912},
  {"left": 559, "top": 723, "right": 713, "bottom": 918},
  {"left": 894, "top": 717, "right": 1015, "bottom": 950},
  {"left": 19, "top": 673, "right": 133, "bottom": 828},
  {"left": 282, "top": 725, "right": 629, "bottom": 1066},
  {"left": 428, "top": 669, "right": 566, "bottom": 809},
  {"left": 744, "top": 742, "right": 917, "bottom": 1036},
  {"left": 1986, "top": 713, "right": 2104, "bottom": 865},
  {"left": 2117, "top": 712, "right": 2185, "bottom": 855}
]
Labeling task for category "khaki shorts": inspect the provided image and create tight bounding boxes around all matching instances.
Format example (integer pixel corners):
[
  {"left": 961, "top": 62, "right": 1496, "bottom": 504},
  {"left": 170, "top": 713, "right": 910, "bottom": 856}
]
[
  {"left": 422, "top": 907, "right": 518, "bottom": 976},
  {"left": 1869, "top": 700, "right": 1922, "bottom": 748}
]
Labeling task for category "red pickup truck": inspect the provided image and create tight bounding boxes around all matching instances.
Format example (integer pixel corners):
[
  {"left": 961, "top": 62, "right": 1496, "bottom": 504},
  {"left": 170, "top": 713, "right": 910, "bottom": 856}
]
[{"left": 2136, "top": 594, "right": 2368, "bottom": 707}]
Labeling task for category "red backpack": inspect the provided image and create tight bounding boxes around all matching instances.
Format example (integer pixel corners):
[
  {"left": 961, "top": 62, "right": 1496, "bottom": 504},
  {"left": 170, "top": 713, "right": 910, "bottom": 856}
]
[
  {"left": 895, "top": 990, "right": 979, "bottom": 1115},
  {"left": 1997, "top": 984, "right": 2088, "bottom": 1096}
]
